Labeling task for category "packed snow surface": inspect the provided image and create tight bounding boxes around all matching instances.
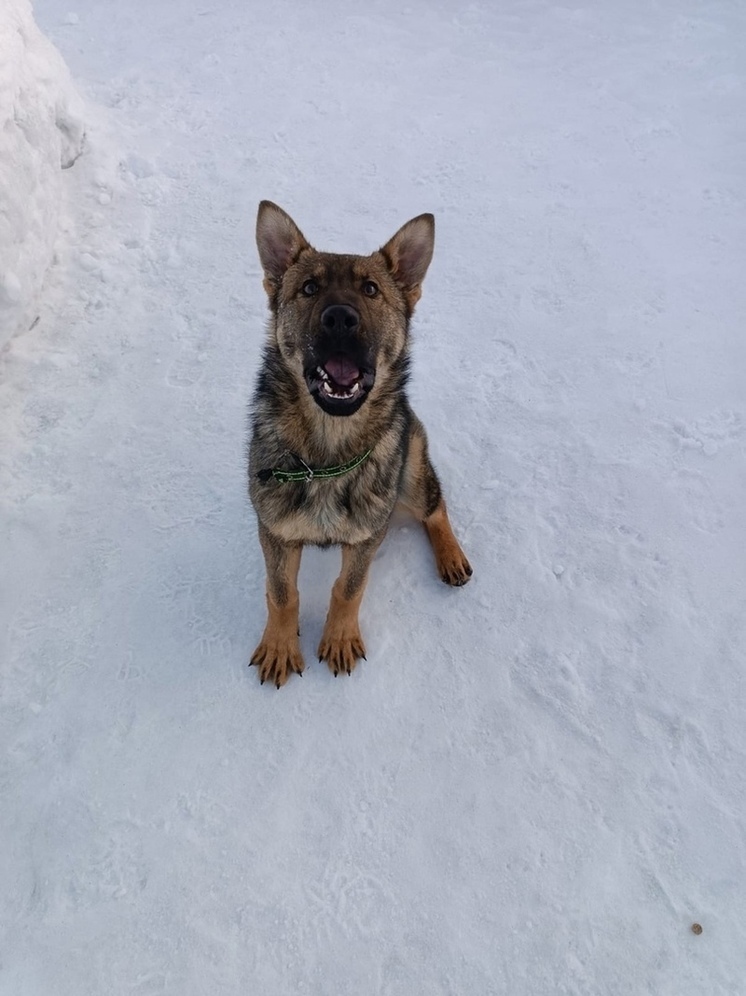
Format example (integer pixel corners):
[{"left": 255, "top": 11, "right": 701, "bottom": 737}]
[
  {"left": 1, "top": 1, "right": 745, "bottom": 993},
  {"left": 0, "top": 0, "right": 83, "bottom": 349}
]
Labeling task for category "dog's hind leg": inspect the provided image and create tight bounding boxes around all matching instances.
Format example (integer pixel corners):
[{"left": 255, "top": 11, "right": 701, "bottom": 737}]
[
  {"left": 400, "top": 416, "right": 473, "bottom": 587},
  {"left": 422, "top": 500, "right": 473, "bottom": 586},
  {"left": 251, "top": 525, "right": 304, "bottom": 688},
  {"left": 318, "top": 532, "right": 386, "bottom": 676}
]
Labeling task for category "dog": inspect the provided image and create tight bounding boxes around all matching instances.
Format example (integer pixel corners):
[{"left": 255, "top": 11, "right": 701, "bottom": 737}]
[{"left": 248, "top": 201, "right": 472, "bottom": 687}]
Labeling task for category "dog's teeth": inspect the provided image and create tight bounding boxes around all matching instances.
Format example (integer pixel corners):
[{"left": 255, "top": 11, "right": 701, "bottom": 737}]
[{"left": 320, "top": 378, "right": 363, "bottom": 401}]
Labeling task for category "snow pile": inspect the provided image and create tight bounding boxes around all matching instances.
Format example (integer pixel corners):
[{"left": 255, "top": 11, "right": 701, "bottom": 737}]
[{"left": 0, "top": 0, "right": 84, "bottom": 348}]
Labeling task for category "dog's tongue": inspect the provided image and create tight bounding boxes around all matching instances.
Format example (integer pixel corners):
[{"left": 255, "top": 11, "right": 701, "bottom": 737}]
[{"left": 323, "top": 355, "right": 360, "bottom": 387}]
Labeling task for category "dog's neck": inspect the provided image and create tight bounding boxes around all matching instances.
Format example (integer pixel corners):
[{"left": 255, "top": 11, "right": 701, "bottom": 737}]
[{"left": 295, "top": 391, "right": 397, "bottom": 465}]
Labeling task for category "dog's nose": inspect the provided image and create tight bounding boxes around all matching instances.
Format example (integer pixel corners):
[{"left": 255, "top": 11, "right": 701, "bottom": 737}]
[{"left": 320, "top": 305, "right": 359, "bottom": 335}]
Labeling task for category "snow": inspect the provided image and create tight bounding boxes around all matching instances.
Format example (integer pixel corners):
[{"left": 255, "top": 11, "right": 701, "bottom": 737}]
[
  {"left": 1, "top": 1, "right": 745, "bottom": 993},
  {"left": 0, "top": 0, "right": 84, "bottom": 349}
]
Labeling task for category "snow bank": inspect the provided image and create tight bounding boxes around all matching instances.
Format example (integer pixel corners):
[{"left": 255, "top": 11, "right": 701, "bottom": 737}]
[{"left": 0, "top": 0, "right": 84, "bottom": 348}]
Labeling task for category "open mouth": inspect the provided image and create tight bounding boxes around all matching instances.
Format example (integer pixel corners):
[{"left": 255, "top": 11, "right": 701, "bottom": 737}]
[{"left": 305, "top": 354, "right": 375, "bottom": 415}]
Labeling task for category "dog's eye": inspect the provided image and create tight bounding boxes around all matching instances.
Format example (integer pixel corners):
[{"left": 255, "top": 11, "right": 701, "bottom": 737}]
[
  {"left": 302, "top": 279, "right": 319, "bottom": 297},
  {"left": 362, "top": 281, "right": 378, "bottom": 298}
]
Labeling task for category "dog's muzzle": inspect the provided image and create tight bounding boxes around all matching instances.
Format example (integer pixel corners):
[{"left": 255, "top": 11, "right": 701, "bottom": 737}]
[{"left": 304, "top": 306, "right": 375, "bottom": 416}]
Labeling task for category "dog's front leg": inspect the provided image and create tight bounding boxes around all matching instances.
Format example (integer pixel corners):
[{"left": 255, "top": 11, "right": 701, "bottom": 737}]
[
  {"left": 318, "top": 533, "right": 385, "bottom": 676},
  {"left": 251, "top": 525, "right": 304, "bottom": 688}
]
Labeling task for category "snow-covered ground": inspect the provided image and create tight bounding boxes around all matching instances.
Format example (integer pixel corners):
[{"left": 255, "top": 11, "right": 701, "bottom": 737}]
[
  {"left": 0, "top": 0, "right": 84, "bottom": 349},
  {"left": 1, "top": 1, "right": 745, "bottom": 993}
]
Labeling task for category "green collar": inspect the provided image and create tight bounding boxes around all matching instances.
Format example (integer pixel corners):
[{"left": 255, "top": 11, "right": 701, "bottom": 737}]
[{"left": 258, "top": 448, "right": 372, "bottom": 485}]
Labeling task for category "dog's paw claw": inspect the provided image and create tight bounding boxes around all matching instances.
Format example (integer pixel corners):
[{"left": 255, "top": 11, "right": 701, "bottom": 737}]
[
  {"left": 251, "top": 636, "right": 305, "bottom": 688},
  {"left": 439, "top": 554, "right": 473, "bottom": 587},
  {"left": 318, "top": 629, "right": 366, "bottom": 678}
]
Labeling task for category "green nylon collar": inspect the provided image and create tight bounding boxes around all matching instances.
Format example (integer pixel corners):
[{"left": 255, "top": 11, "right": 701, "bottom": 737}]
[{"left": 258, "top": 448, "right": 372, "bottom": 485}]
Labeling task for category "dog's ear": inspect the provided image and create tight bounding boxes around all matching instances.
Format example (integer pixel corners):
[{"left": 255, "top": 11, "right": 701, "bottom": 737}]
[
  {"left": 379, "top": 214, "right": 435, "bottom": 309},
  {"left": 256, "top": 201, "right": 310, "bottom": 285}
]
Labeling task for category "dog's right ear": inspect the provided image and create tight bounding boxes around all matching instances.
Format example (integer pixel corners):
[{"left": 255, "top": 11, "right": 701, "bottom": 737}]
[{"left": 256, "top": 201, "right": 310, "bottom": 287}]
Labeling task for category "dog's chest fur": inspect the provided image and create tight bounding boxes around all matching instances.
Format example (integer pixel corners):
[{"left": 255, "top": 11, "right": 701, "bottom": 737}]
[
  {"left": 256, "top": 479, "right": 379, "bottom": 546},
  {"left": 249, "top": 425, "right": 407, "bottom": 547}
]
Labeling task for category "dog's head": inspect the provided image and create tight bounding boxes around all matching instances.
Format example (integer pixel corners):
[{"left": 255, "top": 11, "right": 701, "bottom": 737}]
[{"left": 255, "top": 201, "right": 434, "bottom": 416}]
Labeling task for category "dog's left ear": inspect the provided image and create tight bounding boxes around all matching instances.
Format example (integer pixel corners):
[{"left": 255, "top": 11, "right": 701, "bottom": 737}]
[
  {"left": 379, "top": 214, "right": 435, "bottom": 310},
  {"left": 256, "top": 201, "right": 311, "bottom": 288}
]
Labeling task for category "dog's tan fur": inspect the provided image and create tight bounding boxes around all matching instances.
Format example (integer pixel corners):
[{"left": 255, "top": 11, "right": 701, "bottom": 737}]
[{"left": 248, "top": 202, "right": 471, "bottom": 686}]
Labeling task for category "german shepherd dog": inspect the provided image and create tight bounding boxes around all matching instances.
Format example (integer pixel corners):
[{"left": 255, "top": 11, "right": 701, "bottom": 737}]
[{"left": 248, "top": 202, "right": 472, "bottom": 687}]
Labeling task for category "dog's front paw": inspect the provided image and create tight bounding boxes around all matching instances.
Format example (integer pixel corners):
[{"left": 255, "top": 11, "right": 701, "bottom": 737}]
[
  {"left": 317, "top": 625, "right": 366, "bottom": 677},
  {"left": 250, "top": 633, "right": 305, "bottom": 688}
]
